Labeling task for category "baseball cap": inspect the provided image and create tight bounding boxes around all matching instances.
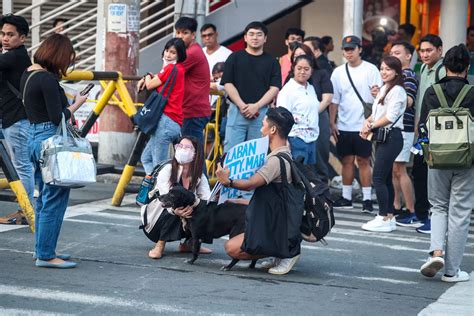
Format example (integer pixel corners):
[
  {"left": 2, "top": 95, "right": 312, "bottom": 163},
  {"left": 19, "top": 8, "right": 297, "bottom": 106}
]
[{"left": 342, "top": 35, "right": 361, "bottom": 49}]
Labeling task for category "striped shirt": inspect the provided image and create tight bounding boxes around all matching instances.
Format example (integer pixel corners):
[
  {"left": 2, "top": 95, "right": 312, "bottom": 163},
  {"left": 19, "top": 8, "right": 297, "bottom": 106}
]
[{"left": 402, "top": 68, "right": 418, "bottom": 132}]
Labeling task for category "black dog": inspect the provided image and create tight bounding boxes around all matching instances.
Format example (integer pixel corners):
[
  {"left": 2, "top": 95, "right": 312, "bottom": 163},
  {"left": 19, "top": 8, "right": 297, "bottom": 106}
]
[{"left": 158, "top": 185, "right": 257, "bottom": 270}]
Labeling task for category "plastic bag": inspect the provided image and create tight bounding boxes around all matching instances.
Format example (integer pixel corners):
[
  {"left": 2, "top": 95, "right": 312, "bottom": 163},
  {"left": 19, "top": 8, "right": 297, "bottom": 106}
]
[{"left": 40, "top": 114, "right": 96, "bottom": 187}]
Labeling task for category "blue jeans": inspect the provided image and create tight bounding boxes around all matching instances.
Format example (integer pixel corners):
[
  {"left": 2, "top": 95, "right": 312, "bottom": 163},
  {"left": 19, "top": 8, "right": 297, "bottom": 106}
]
[
  {"left": 141, "top": 114, "right": 181, "bottom": 175},
  {"left": 181, "top": 116, "right": 210, "bottom": 145},
  {"left": 289, "top": 137, "right": 317, "bottom": 165},
  {"left": 29, "top": 122, "right": 71, "bottom": 260},
  {"left": 3, "top": 119, "right": 35, "bottom": 204},
  {"left": 224, "top": 103, "right": 267, "bottom": 152}
]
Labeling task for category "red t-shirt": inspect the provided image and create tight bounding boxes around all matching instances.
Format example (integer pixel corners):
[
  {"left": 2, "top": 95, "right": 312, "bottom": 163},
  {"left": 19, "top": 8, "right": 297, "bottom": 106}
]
[
  {"left": 157, "top": 63, "right": 185, "bottom": 126},
  {"left": 181, "top": 43, "right": 211, "bottom": 119}
]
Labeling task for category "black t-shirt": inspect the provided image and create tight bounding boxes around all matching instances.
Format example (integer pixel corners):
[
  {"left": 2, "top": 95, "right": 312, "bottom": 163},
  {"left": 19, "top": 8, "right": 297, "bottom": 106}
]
[
  {"left": 20, "top": 70, "right": 71, "bottom": 125},
  {"left": 221, "top": 50, "right": 281, "bottom": 104},
  {"left": 311, "top": 69, "right": 333, "bottom": 102},
  {"left": 0, "top": 45, "right": 32, "bottom": 128}
]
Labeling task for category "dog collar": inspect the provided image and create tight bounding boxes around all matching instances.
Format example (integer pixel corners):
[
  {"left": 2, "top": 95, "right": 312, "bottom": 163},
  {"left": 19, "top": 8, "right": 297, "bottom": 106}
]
[{"left": 192, "top": 197, "right": 201, "bottom": 208}]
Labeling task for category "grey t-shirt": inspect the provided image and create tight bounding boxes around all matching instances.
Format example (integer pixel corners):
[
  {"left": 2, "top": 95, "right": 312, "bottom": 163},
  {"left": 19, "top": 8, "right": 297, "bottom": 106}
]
[{"left": 257, "top": 146, "right": 292, "bottom": 184}]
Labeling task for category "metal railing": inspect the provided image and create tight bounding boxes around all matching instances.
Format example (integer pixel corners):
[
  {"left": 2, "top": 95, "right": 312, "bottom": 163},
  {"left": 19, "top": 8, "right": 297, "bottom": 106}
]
[{"left": 7, "top": 0, "right": 234, "bottom": 70}]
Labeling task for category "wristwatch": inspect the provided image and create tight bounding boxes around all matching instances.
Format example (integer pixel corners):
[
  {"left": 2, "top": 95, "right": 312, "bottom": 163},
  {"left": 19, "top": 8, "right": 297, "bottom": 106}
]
[{"left": 224, "top": 178, "right": 234, "bottom": 188}]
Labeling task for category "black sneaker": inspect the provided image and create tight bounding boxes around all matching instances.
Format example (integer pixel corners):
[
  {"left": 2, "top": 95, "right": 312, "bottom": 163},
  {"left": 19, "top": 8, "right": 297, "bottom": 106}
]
[
  {"left": 333, "top": 197, "right": 353, "bottom": 209},
  {"left": 394, "top": 207, "right": 410, "bottom": 218},
  {"left": 361, "top": 200, "right": 374, "bottom": 214}
]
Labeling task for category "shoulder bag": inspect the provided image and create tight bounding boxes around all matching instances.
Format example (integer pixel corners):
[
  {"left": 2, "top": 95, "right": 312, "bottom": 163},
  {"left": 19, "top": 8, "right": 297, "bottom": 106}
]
[
  {"left": 345, "top": 63, "right": 372, "bottom": 118},
  {"left": 134, "top": 65, "right": 178, "bottom": 135}
]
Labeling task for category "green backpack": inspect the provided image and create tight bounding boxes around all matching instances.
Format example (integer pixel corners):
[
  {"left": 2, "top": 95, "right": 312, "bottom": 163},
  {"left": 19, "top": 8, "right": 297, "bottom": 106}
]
[{"left": 423, "top": 84, "right": 474, "bottom": 169}]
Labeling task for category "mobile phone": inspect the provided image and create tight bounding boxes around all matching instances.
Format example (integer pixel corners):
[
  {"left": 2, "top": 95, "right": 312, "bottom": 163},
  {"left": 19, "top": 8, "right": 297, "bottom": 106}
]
[
  {"left": 147, "top": 72, "right": 154, "bottom": 77},
  {"left": 80, "top": 83, "right": 94, "bottom": 96}
]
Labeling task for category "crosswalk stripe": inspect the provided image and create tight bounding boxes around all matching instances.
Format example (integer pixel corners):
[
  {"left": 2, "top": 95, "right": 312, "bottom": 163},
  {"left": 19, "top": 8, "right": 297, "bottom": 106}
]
[
  {"left": 0, "top": 285, "right": 192, "bottom": 314},
  {"left": 0, "top": 306, "right": 72, "bottom": 316},
  {"left": 65, "top": 218, "right": 136, "bottom": 228},
  {"left": 327, "top": 272, "right": 418, "bottom": 285}
]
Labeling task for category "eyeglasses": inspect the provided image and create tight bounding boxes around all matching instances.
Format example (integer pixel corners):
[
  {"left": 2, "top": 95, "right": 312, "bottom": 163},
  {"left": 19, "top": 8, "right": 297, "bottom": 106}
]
[
  {"left": 174, "top": 143, "right": 194, "bottom": 151},
  {"left": 201, "top": 32, "right": 215, "bottom": 38}
]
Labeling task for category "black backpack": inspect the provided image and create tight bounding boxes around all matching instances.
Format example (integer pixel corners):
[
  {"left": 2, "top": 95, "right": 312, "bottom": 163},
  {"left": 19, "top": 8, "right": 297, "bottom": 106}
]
[{"left": 276, "top": 154, "right": 335, "bottom": 243}]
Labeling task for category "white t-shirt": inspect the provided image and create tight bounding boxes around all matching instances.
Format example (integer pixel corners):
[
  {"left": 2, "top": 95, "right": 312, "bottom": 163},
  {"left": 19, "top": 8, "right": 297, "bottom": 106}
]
[
  {"left": 203, "top": 45, "right": 232, "bottom": 75},
  {"left": 277, "top": 78, "right": 320, "bottom": 143},
  {"left": 331, "top": 61, "right": 382, "bottom": 131},
  {"left": 371, "top": 85, "right": 407, "bottom": 130}
]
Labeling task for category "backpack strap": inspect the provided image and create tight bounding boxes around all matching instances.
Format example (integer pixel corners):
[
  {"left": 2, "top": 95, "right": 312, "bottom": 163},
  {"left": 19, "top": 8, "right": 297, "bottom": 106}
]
[
  {"left": 6, "top": 81, "right": 21, "bottom": 99},
  {"left": 433, "top": 84, "right": 448, "bottom": 108},
  {"left": 435, "top": 60, "right": 444, "bottom": 83},
  {"left": 22, "top": 70, "right": 46, "bottom": 106},
  {"left": 452, "top": 85, "right": 473, "bottom": 109}
]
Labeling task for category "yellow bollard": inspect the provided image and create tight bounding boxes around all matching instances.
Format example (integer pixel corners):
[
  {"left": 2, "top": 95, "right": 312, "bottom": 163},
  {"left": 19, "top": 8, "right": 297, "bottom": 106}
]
[
  {"left": 0, "top": 178, "right": 10, "bottom": 190},
  {"left": 111, "top": 164, "right": 136, "bottom": 206},
  {"left": 8, "top": 180, "right": 35, "bottom": 232}
]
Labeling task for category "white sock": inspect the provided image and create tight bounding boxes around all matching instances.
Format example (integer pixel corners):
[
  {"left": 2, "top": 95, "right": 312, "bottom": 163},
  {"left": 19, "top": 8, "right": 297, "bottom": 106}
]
[
  {"left": 362, "top": 187, "right": 372, "bottom": 201},
  {"left": 342, "top": 185, "right": 352, "bottom": 201}
]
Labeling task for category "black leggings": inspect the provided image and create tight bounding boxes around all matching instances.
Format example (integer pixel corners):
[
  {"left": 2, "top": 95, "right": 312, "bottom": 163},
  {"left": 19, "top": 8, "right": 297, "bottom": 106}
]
[{"left": 373, "top": 128, "right": 403, "bottom": 216}]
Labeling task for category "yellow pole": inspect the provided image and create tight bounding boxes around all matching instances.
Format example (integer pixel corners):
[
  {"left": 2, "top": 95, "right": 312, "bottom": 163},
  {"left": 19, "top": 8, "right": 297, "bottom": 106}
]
[
  {"left": 111, "top": 165, "right": 135, "bottom": 206},
  {"left": 9, "top": 180, "right": 35, "bottom": 232}
]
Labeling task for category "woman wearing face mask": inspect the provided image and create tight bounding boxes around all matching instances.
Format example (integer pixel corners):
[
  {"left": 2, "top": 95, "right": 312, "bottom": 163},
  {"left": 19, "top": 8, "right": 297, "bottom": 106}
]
[
  {"left": 137, "top": 38, "right": 187, "bottom": 174},
  {"left": 145, "top": 136, "right": 213, "bottom": 259},
  {"left": 360, "top": 56, "right": 406, "bottom": 232}
]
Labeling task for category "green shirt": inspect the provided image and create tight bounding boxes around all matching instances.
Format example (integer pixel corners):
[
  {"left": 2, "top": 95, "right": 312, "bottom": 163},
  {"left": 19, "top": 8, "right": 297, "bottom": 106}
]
[{"left": 416, "top": 58, "right": 446, "bottom": 118}]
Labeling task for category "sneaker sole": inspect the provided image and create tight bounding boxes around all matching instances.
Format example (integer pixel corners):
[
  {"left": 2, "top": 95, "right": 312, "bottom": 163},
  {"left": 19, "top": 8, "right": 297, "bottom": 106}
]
[
  {"left": 361, "top": 209, "right": 374, "bottom": 214},
  {"left": 441, "top": 275, "right": 470, "bottom": 283},
  {"left": 417, "top": 229, "right": 431, "bottom": 234},
  {"left": 268, "top": 256, "right": 300, "bottom": 275},
  {"left": 396, "top": 222, "right": 423, "bottom": 228},
  {"left": 361, "top": 225, "right": 395, "bottom": 233},
  {"left": 421, "top": 260, "right": 444, "bottom": 277}
]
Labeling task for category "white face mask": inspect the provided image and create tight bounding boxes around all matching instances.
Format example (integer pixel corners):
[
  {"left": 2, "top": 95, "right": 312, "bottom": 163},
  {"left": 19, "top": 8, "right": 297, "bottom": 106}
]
[
  {"left": 175, "top": 148, "right": 195, "bottom": 164},
  {"left": 162, "top": 57, "right": 177, "bottom": 67}
]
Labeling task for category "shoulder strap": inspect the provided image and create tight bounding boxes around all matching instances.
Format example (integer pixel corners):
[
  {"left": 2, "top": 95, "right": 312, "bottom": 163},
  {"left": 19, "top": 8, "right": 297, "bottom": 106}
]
[
  {"left": 6, "top": 81, "right": 21, "bottom": 99},
  {"left": 345, "top": 63, "right": 366, "bottom": 106},
  {"left": 420, "top": 63, "right": 427, "bottom": 74},
  {"left": 276, "top": 156, "right": 289, "bottom": 185},
  {"left": 435, "top": 60, "right": 443, "bottom": 83},
  {"left": 160, "top": 65, "right": 178, "bottom": 98},
  {"left": 433, "top": 84, "right": 448, "bottom": 108},
  {"left": 22, "top": 70, "right": 46, "bottom": 106},
  {"left": 452, "top": 85, "right": 473, "bottom": 109}
]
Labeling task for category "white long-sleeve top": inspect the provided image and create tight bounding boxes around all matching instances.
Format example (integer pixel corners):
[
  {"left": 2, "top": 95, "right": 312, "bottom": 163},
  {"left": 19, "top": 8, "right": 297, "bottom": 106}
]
[
  {"left": 371, "top": 84, "right": 407, "bottom": 129},
  {"left": 140, "top": 164, "right": 211, "bottom": 231}
]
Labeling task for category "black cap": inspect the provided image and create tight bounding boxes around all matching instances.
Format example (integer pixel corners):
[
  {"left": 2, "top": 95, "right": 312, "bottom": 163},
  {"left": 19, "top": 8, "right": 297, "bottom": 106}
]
[{"left": 342, "top": 35, "right": 361, "bottom": 49}]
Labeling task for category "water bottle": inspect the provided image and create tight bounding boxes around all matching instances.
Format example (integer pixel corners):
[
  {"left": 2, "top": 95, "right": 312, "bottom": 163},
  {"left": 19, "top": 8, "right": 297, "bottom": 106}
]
[{"left": 136, "top": 175, "right": 154, "bottom": 206}]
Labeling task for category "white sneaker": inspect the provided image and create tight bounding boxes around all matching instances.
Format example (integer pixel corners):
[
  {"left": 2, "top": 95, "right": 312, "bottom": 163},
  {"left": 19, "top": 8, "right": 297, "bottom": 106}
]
[
  {"left": 390, "top": 217, "right": 397, "bottom": 230},
  {"left": 268, "top": 255, "right": 300, "bottom": 275},
  {"left": 441, "top": 270, "right": 470, "bottom": 283},
  {"left": 361, "top": 215, "right": 395, "bottom": 232},
  {"left": 420, "top": 256, "right": 445, "bottom": 277},
  {"left": 259, "top": 257, "right": 279, "bottom": 269}
]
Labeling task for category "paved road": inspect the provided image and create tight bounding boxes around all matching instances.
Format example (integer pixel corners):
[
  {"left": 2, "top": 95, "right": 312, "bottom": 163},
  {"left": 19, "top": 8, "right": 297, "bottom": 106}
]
[{"left": 0, "top": 186, "right": 473, "bottom": 315}]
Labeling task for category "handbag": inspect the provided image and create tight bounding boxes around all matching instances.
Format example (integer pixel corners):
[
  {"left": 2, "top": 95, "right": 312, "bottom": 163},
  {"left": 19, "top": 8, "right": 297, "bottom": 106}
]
[
  {"left": 40, "top": 114, "right": 96, "bottom": 187},
  {"left": 345, "top": 63, "right": 372, "bottom": 118},
  {"left": 134, "top": 66, "right": 178, "bottom": 135}
]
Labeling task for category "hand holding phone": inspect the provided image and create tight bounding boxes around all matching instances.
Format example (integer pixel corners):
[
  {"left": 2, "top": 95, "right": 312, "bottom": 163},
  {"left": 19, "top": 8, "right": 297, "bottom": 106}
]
[{"left": 80, "top": 83, "right": 94, "bottom": 96}]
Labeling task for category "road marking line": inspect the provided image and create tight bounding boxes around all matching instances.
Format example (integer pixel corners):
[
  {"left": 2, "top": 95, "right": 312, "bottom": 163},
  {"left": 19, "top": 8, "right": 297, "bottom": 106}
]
[
  {"left": 0, "top": 306, "right": 72, "bottom": 316},
  {"left": 64, "top": 218, "right": 136, "bottom": 228},
  {"left": 380, "top": 266, "right": 420, "bottom": 273},
  {"left": 86, "top": 212, "right": 139, "bottom": 221},
  {"left": 328, "top": 272, "right": 418, "bottom": 285},
  {"left": 0, "top": 285, "right": 190, "bottom": 314}
]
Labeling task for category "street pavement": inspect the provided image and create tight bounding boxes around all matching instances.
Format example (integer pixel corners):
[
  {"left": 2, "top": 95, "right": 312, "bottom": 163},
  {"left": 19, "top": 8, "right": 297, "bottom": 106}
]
[{"left": 0, "top": 183, "right": 473, "bottom": 315}]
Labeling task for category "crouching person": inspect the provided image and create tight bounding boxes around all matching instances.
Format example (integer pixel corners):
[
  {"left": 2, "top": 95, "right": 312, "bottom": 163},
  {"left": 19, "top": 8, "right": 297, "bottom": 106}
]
[{"left": 216, "top": 107, "right": 305, "bottom": 275}]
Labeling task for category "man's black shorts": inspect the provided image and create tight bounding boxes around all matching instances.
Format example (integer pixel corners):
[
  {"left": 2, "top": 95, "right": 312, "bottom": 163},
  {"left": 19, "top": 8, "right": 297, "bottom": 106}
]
[{"left": 336, "top": 131, "right": 372, "bottom": 158}]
